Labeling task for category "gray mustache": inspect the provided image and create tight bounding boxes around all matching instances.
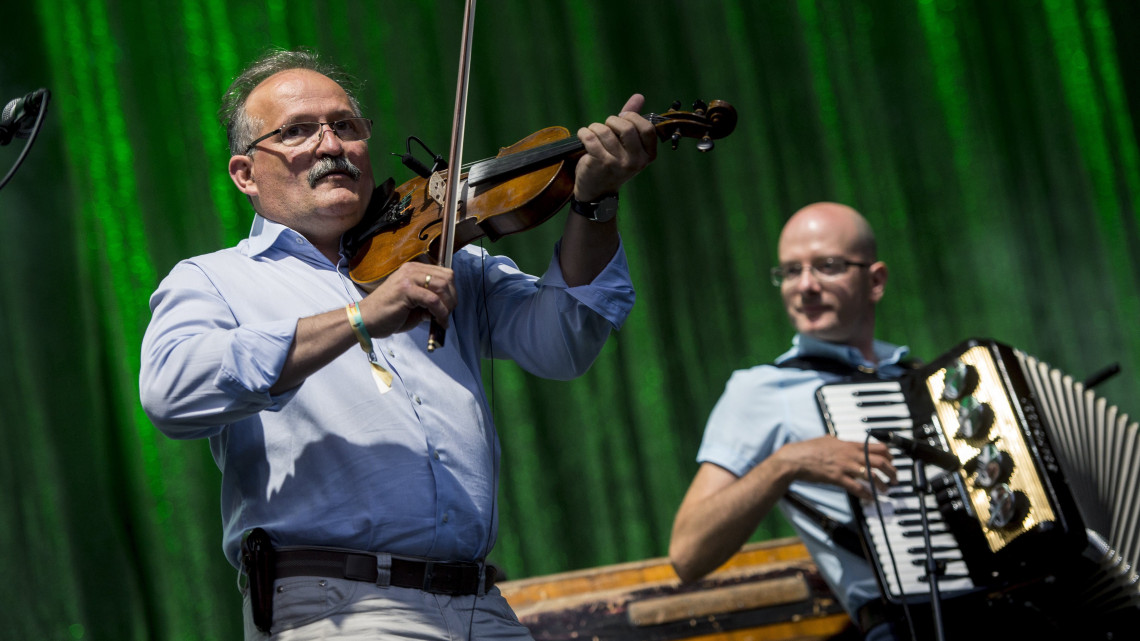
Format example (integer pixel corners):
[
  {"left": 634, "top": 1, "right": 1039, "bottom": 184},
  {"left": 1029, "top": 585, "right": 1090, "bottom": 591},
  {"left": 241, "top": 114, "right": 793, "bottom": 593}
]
[{"left": 308, "top": 156, "right": 362, "bottom": 188}]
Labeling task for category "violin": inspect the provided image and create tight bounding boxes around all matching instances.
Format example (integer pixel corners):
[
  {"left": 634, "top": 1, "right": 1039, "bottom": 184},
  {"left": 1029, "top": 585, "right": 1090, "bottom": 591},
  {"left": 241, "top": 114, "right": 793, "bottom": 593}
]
[{"left": 343, "top": 99, "right": 737, "bottom": 289}]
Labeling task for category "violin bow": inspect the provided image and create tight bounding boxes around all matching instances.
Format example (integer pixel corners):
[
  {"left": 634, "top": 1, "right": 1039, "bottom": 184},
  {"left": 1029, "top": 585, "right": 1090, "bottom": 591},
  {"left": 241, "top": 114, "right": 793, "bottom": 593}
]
[{"left": 428, "top": 0, "right": 477, "bottom": 352}]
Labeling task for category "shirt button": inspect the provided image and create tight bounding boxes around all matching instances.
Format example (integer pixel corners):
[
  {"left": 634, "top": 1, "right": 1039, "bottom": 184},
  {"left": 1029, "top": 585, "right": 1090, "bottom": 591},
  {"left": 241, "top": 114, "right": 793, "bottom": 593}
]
[
  {"left": 294, "top": 237, "right": 303, "bottom": 244},
  {"left": 413, "top": 395, "right": 422, "bottom": 405},
  {"left": 387, "top": 348, "right": 395, "bottom": 358},
  {"left": 433, "top": 450, "right": 440, "bottom": 460},
  {"left": 441, "top": 513, "right": 449, "bottom": 523}
]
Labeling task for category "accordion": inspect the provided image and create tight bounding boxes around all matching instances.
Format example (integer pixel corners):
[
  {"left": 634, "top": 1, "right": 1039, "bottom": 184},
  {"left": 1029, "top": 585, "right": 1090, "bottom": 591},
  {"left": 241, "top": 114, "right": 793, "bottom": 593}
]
[{"left": 816, "top": 338, "right": 1140, "bottom": 633}]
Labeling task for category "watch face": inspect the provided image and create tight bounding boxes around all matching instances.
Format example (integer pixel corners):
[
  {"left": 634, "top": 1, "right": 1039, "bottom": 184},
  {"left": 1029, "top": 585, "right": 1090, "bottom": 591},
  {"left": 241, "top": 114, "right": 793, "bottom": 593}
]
[
  {"left": 571, "top": 195, "right": 619, "bottom": 222},
  {"left": 593, "top": 196, "right": 618, "bottom": 222}
]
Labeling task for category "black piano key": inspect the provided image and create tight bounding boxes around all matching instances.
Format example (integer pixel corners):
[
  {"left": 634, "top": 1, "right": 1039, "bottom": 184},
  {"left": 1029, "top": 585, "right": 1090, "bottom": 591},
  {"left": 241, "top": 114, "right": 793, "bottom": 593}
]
[
  {"left": 856, "top": 399, "right": 905, "bottom": 407},
  {"left": 902, "top": 528, "right": 949, "bottom": 537},
  {"left": 918, "top": 574, "right": 970, "bottom": 583},
  {"left": 907, "top": 545, "right": 959, "bottom": 554},
  {"left": 861, "top": 415, "right": 912, "bottom": 423}
]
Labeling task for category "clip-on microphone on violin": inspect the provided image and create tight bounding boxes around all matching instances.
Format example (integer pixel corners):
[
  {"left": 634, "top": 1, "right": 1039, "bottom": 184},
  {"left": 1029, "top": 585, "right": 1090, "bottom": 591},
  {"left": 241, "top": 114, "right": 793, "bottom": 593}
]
[{"left": 394, "top": 136, "right": 448, "bottom": 179}]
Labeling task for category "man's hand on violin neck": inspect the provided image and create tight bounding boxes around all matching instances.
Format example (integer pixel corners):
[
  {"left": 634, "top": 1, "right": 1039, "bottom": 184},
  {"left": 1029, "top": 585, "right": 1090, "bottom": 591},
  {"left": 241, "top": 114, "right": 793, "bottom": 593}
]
[
  {"left": 360, "top": 262, "right": 457, "bottom": 338},
  {"left": 573, "top": 93, "right": 658, "bottom": 202}
]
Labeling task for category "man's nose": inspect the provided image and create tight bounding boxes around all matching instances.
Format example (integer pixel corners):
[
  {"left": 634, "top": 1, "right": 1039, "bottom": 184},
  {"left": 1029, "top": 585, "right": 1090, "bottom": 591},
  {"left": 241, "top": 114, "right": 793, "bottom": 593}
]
[
  {"left": 793, "top": 266, "right": 822, "bottom": 291},
  {"left": 314, "top": 123, "right": 345, "bottom": 155}
]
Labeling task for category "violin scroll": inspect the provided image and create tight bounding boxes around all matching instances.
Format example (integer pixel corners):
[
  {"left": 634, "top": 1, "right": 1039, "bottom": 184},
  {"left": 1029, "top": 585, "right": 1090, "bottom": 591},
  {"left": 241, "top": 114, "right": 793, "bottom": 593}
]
[{"left": 649, "top": 99, "right": 737, "bottom": 151}]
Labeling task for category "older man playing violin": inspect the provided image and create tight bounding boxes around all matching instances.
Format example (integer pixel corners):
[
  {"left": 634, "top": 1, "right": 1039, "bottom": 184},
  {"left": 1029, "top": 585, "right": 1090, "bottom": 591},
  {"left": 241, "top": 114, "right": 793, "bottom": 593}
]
[{"left": 140, "top": 48, "right": 656, "bottom": 640}]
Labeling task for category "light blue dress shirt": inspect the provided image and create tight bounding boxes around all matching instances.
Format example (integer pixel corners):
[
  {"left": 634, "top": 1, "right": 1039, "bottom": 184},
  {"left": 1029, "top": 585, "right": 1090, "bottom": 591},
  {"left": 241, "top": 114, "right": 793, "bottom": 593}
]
[
  {"left": 140, "top": 215, "right": 634, "bottom": 568},
  {"left": 696, "top": 334, "right": 910, "bottom": 618}
]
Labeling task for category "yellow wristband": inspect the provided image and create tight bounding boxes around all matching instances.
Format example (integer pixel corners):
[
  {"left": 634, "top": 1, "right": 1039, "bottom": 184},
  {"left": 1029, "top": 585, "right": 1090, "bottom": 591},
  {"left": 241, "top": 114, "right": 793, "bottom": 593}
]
[{"left": 345, "top": 302, "right": 372, "bottom": 353}]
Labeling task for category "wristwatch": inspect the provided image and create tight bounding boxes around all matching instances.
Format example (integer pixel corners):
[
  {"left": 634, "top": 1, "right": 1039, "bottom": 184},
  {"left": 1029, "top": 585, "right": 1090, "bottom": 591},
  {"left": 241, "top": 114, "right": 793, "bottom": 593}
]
[{"left": 569, "top": 193, "right": 619, "bottom": 223}]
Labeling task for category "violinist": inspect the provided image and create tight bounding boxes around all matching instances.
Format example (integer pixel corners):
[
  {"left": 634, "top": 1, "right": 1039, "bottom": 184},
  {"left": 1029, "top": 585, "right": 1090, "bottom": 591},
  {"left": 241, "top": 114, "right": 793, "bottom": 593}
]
[{"left": 139, "top": 48, "right": 656, "bottom": 640}]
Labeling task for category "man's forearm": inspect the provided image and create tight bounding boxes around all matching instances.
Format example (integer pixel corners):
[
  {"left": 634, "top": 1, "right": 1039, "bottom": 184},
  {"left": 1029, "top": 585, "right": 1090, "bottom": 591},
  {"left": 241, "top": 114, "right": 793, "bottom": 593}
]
[
  {"left": 670, "top": 458, "right": 795, "bottom": 583},
  {"left": 270, "top": 308, "right": 358, "bottom": 394},
  {"left": 557, "top": 215, "right": 620, "bottom": 287}
]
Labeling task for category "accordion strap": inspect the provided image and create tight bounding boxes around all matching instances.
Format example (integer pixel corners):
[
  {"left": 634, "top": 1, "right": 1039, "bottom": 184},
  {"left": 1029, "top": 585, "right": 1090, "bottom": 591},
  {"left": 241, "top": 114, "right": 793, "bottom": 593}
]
[
  {"left": 776, "top": 355, "right": 922, "bottom": 380},
  {"left": 783, "top": 491, "right": 866, "bottom": 558}
]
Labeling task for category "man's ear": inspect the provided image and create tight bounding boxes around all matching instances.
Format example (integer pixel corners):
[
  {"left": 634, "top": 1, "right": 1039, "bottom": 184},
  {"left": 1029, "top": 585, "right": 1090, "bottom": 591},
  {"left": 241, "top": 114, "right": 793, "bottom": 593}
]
[
  {"left": 869, "top": 261, "right": 888, "bottom": 304},
  {"left": 229, "top": 155, "right": 258, "bottom": 197}
]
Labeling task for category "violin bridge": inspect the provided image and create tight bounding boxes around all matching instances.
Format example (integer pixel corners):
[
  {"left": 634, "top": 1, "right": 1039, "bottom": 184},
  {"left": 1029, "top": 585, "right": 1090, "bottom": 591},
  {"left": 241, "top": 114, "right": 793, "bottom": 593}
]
[
  {"left": 428, "top": 170, "right": 447, "bottom": 205},
  {"left": 428, "top": 169, "right": 469, "bottom": 218}
]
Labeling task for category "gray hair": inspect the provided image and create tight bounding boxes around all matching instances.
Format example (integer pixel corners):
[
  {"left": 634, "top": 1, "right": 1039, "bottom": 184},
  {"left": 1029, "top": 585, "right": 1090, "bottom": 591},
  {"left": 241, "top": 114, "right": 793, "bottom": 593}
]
[{"left": 219, "top": 48, "right": 364, "bottom": 156}]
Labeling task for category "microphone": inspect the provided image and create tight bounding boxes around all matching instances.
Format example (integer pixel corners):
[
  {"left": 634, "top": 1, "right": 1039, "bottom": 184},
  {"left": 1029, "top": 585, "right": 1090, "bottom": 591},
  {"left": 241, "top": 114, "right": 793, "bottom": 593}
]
[
  {"left": 1, "top": 89, "right": 48, "bottom": 145},
  {"left": 395, "top": 152, "right": 433, "bottom": 178},
  {"left": 868, "top": 428, "right": 961, "bottom": 471}
]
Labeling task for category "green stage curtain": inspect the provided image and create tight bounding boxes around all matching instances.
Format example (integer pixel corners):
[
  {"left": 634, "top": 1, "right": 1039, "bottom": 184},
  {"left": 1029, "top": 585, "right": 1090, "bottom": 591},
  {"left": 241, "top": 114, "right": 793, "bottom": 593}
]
[{"left": 1, "top": 1, "right": 1137, "bottom": 638}]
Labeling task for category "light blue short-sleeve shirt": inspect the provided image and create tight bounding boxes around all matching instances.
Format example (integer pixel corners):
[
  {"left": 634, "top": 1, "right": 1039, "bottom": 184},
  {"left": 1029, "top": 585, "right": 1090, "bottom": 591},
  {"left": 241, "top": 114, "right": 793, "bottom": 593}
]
[{"left": 696, "top": 334, "right": 910, "bottom": 617}]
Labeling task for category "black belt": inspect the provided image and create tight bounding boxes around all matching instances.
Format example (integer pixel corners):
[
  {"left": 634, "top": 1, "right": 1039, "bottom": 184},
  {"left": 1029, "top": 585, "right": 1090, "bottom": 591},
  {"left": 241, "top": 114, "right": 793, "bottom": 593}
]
[{"left": 274, "top": 548, "right": 495, "bottom": 596}]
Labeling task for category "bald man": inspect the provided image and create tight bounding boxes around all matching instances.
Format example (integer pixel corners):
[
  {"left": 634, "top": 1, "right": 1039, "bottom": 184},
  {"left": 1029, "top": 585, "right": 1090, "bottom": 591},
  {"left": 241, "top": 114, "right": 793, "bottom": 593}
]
[{"left": 669, "top": 203, "right": 909, "bottom": 639}]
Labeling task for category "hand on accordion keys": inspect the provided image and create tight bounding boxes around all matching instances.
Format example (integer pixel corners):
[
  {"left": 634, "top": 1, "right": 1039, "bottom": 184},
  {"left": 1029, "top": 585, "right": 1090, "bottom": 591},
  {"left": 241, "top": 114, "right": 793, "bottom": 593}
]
[{"left": 778, "top": 435, "right": 898, "bottom": 500}]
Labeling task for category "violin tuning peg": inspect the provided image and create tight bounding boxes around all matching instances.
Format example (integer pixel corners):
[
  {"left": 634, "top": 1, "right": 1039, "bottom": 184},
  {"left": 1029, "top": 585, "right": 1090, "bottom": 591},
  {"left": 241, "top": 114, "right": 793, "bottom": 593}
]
[
  {"left": 697, "top": 135, "right": 714, "bottom": 152},
  {"left": 692, "top": 99, "right": 708, "bottom": 114},
  {"left": 671, "top": 100, "right": 682, "bottom": 111},
  {"left": 670, "top": 129, "right": 682, "bottom": 150}
]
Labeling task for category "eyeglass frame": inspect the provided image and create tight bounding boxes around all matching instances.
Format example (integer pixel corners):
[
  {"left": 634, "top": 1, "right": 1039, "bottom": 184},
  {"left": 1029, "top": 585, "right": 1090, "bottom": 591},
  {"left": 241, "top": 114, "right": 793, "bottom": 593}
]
[
  {"left": 769, "top": 256, "right": 873, "bottom": 287},
  {"left": 243, "top": 117, "right": 373, "bottom": 156}
]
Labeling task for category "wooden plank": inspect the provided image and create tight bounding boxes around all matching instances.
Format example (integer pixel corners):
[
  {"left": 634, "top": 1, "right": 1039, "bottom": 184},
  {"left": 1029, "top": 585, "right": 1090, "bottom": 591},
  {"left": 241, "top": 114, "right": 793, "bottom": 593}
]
[
  {"left": 497, "top": 538, "right": 856, "bottom": 640},
  {"left": 628, "top": 575, "right": 811, "bottom": 626},
  {"left": 500, "top": 537, "right": 814, "bottom": 607}
]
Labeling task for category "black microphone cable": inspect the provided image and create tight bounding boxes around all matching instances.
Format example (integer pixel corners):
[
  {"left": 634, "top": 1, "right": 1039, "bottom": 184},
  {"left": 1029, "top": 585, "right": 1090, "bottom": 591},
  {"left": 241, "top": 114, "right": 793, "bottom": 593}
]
[
  {"left": 864, "top": 433, "right": 917, "bottom": 641},
  {"left": 466, "top": 238, "right": 498, "bottom": 641}
]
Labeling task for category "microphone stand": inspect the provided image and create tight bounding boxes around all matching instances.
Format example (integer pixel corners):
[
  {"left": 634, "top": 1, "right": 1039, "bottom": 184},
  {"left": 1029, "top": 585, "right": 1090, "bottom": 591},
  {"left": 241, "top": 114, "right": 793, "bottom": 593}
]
[{"left": 913, "top": 461, "right": 947, "bottom": 641}]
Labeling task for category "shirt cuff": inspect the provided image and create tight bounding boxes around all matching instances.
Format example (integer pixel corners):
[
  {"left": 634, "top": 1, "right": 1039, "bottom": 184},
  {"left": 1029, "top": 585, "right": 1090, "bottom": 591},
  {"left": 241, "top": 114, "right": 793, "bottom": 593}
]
[
  {"left": 536, "top": 238, "right": 636, "bottom": 329},
  {"left": 215, "top": 318, "right": 299, "bottom": 409}
]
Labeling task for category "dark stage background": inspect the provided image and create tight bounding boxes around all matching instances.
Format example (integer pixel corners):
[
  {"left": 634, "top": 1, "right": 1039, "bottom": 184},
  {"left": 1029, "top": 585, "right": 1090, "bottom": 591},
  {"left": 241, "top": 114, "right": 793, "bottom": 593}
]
[{"left": 2, "top": 1, "right": 1138, "bottom": 639}]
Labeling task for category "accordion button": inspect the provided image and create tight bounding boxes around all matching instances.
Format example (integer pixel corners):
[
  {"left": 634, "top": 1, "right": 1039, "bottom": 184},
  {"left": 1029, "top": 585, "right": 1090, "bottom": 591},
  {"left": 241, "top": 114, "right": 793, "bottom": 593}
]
[
  {"left": 956, "top": 396, "right": 994, "bottom": 439},
  {"left": 974, "top": 443, "right": 1012, "bottom": 488},
  {"left": 942, "top": 360, "right": 978, "bottom": 401},
  {"left": 986, "top": 484, "right": 1028, "bottom": 530}
]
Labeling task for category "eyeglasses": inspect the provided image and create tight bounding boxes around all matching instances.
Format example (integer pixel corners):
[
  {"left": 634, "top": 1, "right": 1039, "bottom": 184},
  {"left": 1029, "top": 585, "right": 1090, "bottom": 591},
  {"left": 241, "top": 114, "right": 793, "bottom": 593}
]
[
  {"left": 770, "top": 257, "right": 872, "bottom": 286},
  {"left": 244, "top": 117, "right": 373, "bottom": 155}
]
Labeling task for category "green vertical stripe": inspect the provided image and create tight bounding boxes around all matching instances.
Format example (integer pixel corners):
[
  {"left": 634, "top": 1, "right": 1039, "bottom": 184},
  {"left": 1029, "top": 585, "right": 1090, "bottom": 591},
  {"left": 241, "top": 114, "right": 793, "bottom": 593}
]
[{"left": 1042, "top": 0, "right": 1140, "bottom": 361}]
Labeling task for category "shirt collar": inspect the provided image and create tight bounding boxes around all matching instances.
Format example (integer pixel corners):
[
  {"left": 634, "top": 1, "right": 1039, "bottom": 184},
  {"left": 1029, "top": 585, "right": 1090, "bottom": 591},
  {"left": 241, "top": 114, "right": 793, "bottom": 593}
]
[
  {"left": 243, "top": 214, "right": 341, "bottom": 267},
  {"left": 777, "top": 333, "right": 910, "bottom": 371},
  {"left": 244, "top": 214, "right": 291, "bottom": 257}
]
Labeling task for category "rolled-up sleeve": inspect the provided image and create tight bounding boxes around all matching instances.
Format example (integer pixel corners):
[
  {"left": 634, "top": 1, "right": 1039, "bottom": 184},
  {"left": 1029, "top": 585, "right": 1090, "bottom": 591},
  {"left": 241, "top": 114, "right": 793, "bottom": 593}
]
[
  {"left": 464, "top": 239, "right": 635, "bottom": 380},
  {"left": 139, "top": 261, "right": 298, "bottom": 439}
]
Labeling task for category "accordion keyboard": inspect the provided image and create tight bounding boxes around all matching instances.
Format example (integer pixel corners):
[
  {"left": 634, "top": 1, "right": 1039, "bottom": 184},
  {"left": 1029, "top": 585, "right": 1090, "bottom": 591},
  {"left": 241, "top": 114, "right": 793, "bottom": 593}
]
[{"left": 818, "top": 381, "right": 977, "bottom": 601}]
